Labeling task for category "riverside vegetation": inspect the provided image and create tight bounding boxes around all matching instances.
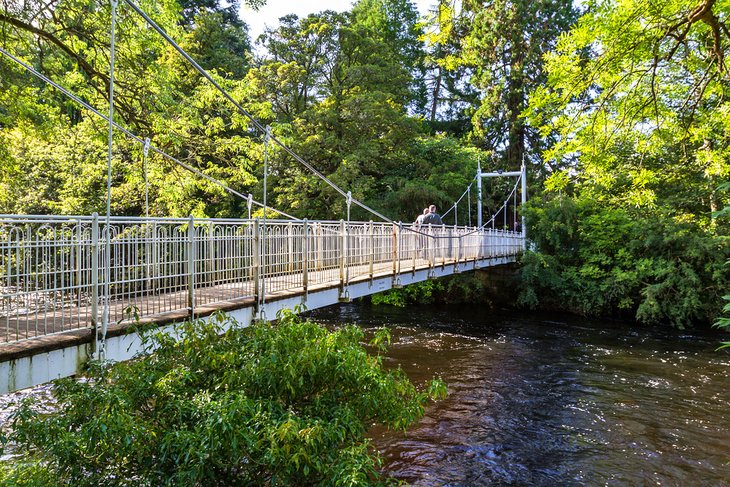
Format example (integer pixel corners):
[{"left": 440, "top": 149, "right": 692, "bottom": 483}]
[{"left": 0, "top": 310, "right": 447, "bottom": 485}]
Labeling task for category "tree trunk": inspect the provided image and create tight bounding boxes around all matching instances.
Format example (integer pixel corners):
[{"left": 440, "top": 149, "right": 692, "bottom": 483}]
[{"left": 430, "top": 66, "right": 442, "bottom": 123}]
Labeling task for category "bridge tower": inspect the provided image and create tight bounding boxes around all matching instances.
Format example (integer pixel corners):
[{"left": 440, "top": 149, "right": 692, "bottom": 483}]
[{"left": 476, "top": 161, "right": 527, "bottom": 246}]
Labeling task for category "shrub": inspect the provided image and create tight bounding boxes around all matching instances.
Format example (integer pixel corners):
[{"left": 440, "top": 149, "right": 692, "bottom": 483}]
[
  {"left": 0, "top": 310, "right": 446, "bottom": 486},
  {"left": 519, "top": 195, "right": 729, "bottom": 327}
]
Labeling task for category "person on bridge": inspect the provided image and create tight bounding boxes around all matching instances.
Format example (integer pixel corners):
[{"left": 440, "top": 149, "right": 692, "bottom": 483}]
[
  {"left": 414, "top": 208, "right": 429, "bottom": 228},
  {"left": 422, "top": 205, "right": 443, "bottom": 226}
]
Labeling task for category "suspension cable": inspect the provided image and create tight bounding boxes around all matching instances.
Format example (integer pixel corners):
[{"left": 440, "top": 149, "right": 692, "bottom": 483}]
[
  {"left": 442, "top": 174, "right": 477, "bottom": 219},
  {"left": 122, "top": 0, "right": 393, "bottom": 223},
  {"left": 401, "top": 172, "right": 521, "bottom": 239},
  {"left": 451, "top": 174, "right": 521, "bottom": 237},
  {"left": 2, "top": 11, "right": 520, "bottom": 230},
  {"left": 0, "top": 46, "right": 298, "bottom": 221}
]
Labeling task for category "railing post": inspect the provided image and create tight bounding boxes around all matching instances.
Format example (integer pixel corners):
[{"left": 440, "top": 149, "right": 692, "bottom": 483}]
[
  {"left": 253, "top": 218, "right": 260, "bottom": 305},
  {"left": 188, "top": 215, "right": 195, "bottom": 317},
  {"left": 208, "top": 221, "right": 215, "bottom": 286},
  {"left": 91, "top": 212, "right": 99, "bottom": 335},
  {"left": 428, "top": 224, "right": 434, "bottom": 275},
  {"left": 411, "top": 224, "right": 416, "bottom": 273},
  {"left": 151, "top": 220, "right": 158, "bottom": 291},
  {"left": 441, "top": 224, "right": 446, "bottom": 269},
  {"left": 287, "top": 222, "right": 293, "bottom": 273},
  {"left": 485, "top": 228, "right": 490, "bottom": 259},
  {"left": 501, "top": 229, "right": 505, "bottom": 257},
  {"left": 340, "top": 219, "right": 347, "bottom": 289},
  {"left": 476, "top": 227, "right": 480, "bottom": 263},
  {"left": 316, "top": 223, "right": 322, "bottom": 271},
  {"left": 488, "top": 228, "right": 492, "bottom": 258},
  {"left": 345, "top": 220, "right": 350, "bottom": 286},
  {"left": 495, "top": 228, "right": 499, "bottom": 257},
  {"left": 392, "top": 222, "right": 398, "bottom": 277},
  {"left": 450, "top": 224, "right": 455, "bottom": 263},
  {"left": 395, "top": 221, "right": 403, "bottom": 285},
  {"left": 75, "top": 223, "right": 82, "bottom": 303},
  {"left": 144, "top": 220, "right": 151, "bottom": 291},
  {"left": 455, "top": 229, "right": 461, "bottom": 273},
  {"left": 368, "top": 221, "right": 374, "bottom": 280},
  {"left": 303, "top": 219, "right": 309, "bottom": 293}
]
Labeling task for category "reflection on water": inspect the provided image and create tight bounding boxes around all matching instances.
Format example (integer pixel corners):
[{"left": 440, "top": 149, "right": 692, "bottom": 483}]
[{"left": 310, "top": 304, "right": 730, "bottom": 486}]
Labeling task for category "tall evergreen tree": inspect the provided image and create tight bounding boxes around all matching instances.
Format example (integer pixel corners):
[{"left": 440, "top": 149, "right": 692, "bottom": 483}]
[{"left": 458, "top": 0, "right": 578, "bottom": 170}]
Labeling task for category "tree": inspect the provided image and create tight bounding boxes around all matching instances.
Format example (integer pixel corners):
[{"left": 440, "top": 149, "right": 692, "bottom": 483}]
[
  {"left": 519, "top": 0, "right": 730, "bottom": 327},
  {"left": 531, "top": 0, "right": 730, "bottom": 214},
  {"left": 457, "top": 0, "right": 578, "bottom": 170},
  {"left": 250, "top": 9, "right": 423, "bottom": 220},
  {"left": 0, "top": 0, "right": 263, "bottom": 217},
  {"left": 351, "top": 0, "right": 428, "bottom": 113},
  {"left": 420, "top": 0, "right": 479, "bottom": 133}
]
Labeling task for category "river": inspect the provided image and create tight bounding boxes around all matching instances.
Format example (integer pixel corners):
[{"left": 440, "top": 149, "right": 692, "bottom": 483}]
[{"left": 309, "top": 303, "right": 730, "bottom": 486}]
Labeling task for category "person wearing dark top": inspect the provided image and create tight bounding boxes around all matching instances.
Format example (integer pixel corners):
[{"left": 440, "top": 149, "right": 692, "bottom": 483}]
[{"left": 422, "top": 205, "right": 443, "bottom": 225}]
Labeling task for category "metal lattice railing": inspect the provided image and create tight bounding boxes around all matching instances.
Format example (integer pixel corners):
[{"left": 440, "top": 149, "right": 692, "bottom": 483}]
[{"left": 0, "top": 214, "right": 524, "bottom": 344}]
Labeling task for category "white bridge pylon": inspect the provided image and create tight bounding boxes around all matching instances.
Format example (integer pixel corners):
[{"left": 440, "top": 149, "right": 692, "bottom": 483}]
[{"left": 476, "top": 161, "right": 527, "bottom": 243}]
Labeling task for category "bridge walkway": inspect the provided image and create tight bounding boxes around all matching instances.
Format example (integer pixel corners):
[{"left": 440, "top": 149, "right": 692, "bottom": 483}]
[{"left": 0, "top": 214, "right": 523, "bottom": 392}]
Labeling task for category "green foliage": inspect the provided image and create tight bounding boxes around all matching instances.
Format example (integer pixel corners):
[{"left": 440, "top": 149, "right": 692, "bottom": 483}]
[
  {"left": 520, "top": 194, "right": 730, "bottom": 327},
  {"left": 250, "top": 8, "right": 479, "bottom": 222},
  {"left": 372, "top": 273, "right": 490, "bottom": 306},
  {"left": 0, "top": 0, "right": 262, "bottom": 218},
  {"left": 530, "top": 0, "right": 730, "bottom": 208},
  {"left": 714, "top": 295, "right": 730, "bottom": 348},
  {"left": 2, "top": 0, "right": 726, "bottom": 330},
  {"left": 0, "top": 0, "right": 483, "bottom": 223},
  {"left": 713, "top": 185, "right": 730, "bottom": 345},
  {"left": 372, "top": 279, "right": 444, "bottom": 306},
  {"left": 518, "top": 0, "right": 730, "bottom": 328},
  {"left": 0, "top": 311, "right": 445, "bottom": 485},
  {"left": 444, "top": 0, "right": 579, "bottom": 168}
]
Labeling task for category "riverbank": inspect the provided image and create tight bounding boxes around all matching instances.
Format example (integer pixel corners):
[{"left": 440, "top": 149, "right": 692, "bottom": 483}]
[{"left": 375, "top": 267, "right": 727, "bottom": 330}]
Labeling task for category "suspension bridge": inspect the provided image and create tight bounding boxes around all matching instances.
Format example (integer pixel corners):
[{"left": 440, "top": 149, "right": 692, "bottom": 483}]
[{"left": 0, "top": 0, "right": 527, "bottom": 393}]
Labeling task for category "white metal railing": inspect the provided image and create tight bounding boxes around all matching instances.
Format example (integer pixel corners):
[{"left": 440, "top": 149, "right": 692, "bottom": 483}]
[{"left": 0, "top": 214, "right": 524, "bottom": 343}]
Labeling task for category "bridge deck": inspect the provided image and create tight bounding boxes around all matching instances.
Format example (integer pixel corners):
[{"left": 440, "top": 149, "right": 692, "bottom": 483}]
[
  {"left": 1, "top": 256, "right": 480, "bottom": 360},
  {"left": 1, "top": 215, "right": 525, "bottom": 383}
]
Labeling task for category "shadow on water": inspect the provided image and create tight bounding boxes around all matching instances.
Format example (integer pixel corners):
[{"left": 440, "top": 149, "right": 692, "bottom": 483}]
[{"left": 309, "top": 303, "right": 730, "bottom": 486}]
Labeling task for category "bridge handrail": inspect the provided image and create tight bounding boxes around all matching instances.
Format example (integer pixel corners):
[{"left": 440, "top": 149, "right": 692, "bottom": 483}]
[{"left": 0, "top": 214, "right": 525, "bottom": 344}]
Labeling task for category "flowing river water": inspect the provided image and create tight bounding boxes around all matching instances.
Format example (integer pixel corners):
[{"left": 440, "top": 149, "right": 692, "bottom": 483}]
[{"left": 310, "top": 303, "right": 730, "bottom": 486}]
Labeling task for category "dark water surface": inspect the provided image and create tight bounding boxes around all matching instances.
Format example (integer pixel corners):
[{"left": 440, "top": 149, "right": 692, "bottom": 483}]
[{"left": 309, "top": 304, "right": 730, "bottom": 486}]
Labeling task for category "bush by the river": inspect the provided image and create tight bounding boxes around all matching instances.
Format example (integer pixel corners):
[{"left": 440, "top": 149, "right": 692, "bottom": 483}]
[
  {"left": 0, "top": 311, "right": 446, "bottom": 486},
  {"left": 519, "top": 195, "right": 730, "bottom": 328}
]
